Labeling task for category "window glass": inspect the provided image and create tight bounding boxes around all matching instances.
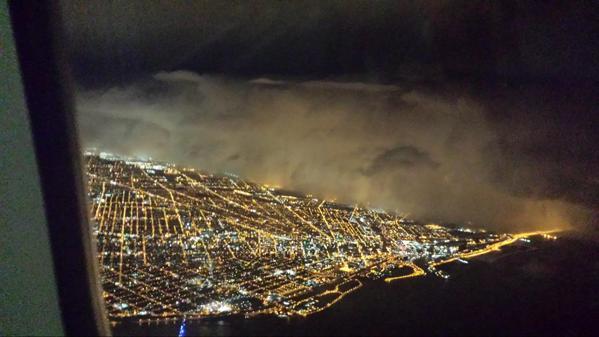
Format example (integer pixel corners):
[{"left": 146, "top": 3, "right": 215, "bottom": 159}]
[{"left": 61, "top": 2, "right": 598, "bottom": 336}]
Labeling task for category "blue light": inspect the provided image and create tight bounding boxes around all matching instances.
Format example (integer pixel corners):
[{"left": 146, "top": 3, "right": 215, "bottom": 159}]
[{"left": 178, "top": 318, "right": 187, "bottom": 337}]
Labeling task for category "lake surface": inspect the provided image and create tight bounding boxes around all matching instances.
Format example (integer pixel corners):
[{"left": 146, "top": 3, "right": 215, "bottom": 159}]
[{"left": 114, "top": 233, "right": 599, "bottom": 336}]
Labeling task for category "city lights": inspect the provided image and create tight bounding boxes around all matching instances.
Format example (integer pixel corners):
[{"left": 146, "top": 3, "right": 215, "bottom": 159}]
[{"left": 85, "top": 153, "right": 558, "bottom": 324}]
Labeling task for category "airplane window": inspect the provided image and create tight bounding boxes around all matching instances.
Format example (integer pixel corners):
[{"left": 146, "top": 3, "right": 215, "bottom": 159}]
[{"left": 33, "top": 1, "right": 599, "bottom": 336}]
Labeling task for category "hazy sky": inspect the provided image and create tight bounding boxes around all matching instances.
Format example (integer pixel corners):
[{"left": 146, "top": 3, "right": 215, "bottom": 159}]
[{"left": 61, "top": 1, "right": 598, "bottom": 231}]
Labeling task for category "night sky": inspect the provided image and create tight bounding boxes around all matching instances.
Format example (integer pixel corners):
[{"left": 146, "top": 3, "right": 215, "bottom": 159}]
[{"left": 60, "top": 0, "right": 598, "bottom": 231}]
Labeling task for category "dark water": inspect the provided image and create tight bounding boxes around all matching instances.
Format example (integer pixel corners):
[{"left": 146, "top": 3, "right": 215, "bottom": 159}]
[{"left": 114, "top": 234, "right": 599, "bottom": 336}]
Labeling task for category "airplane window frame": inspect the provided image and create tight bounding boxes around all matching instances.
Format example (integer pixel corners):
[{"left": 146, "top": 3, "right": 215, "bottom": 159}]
[{"left": 9, "top": 1, "right": 110, "bottom": 335}]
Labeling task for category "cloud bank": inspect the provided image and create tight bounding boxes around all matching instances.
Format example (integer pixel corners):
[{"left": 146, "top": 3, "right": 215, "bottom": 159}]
[{"left": 75, "top": 71, "right": 592, "bottom": 232}]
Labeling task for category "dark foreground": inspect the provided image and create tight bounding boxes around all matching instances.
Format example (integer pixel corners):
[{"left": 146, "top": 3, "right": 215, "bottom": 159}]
[{"left": 114, "top": 233, "right": 598, "bottom": 336}]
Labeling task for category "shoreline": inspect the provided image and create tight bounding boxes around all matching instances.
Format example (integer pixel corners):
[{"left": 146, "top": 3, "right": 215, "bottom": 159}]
[
  {"left": 112, "top": 229, "right": 563, "bottom": 327},
  {"left": 430, "top": 229, "right": 561, "bottom": 268}
]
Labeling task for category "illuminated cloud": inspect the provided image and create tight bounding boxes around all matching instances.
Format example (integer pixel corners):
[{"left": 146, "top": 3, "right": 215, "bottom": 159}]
[
  {"left": 364, "top": 145, "right": 440, "bottom": 175},
  {"left": 75, "top": 72, "right": 592, "bottom": 231}
]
